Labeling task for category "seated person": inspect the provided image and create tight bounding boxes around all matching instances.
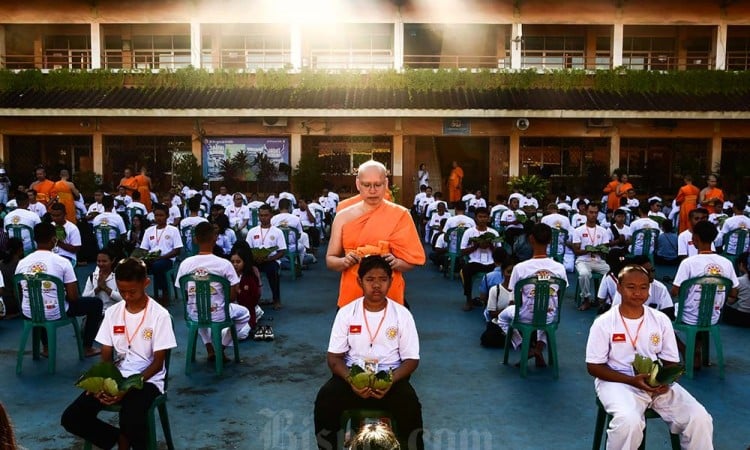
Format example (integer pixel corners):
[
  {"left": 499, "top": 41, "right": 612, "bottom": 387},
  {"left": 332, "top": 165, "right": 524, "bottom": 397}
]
[
  {"left": 16, "top": 222, "right": 102, "bottom": 357},
  {"left": 723, "top": 252, "right": 750, "bottom": 327},
  {"left": 81, "top": 248, "right": 123, "bottom": 312},
  {"left": 610, "top": 256, "right": 674, "bottom": 320},
  {"left": 481, "top": 258, "right": 515, "bottom": 348},
  {"left": 428, "top": 218, "right": 449, "bottom": 269},
  {"left": 655, "top": 220, "right": 678, "bottom": 265},
  {"left": 595, "top": 253, "right": 628, "bottom": 315},
  {"left": 478, "top": 247, "right": 508, "bottom": 305},
  {"left": 314, "top": 255, "right": 423, "bottom": 450},
  {"left": 175, "top": 222, "right": 251, "bottom": 361},
  {"left": 61, "top": 257, "right": 177, "bottom": 450},
  {"left": 586, "top": 265, "right": 713, "bottom": 450},
  {"left": 459, "top": 207, "right": 500, "bottom": 312}
]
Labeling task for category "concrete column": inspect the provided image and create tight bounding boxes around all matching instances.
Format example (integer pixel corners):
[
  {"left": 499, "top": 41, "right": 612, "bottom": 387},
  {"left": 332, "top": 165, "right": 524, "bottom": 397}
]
[
  {"left": 393, "top": 20, "right": 404, "bottom": 71},
  {"left": 509, "top": 132, "right": 520, "bottom": 176},
  {"left": 0, "top": 133, "right": 6, "bottom": 165},
  {"left": 711, "top": 134, "right": 722, "bottom": 173},
  {"left": 715, "top": 22, "right": 727, "bottom": 70},
  {"left": 511, "top": 23, "right": 522, "bottom": 70},
  {"left": 612, "top": 23, "right": 624, "bottom": 68},
  {"left": 190, "top": 21, "right": 202, "bottom": 68},
  {"left": 90, "top": 23, "right": 101, "bottom": 69},
  {"left": 393, "top": 134, "right": 403, "bottom": 178},
  {"left": 0, "top": 27, "right": 6, "bottom": 69},
  {"left": 93, "top": 132, "right": 103, "bottom": 174},
  {"left": 610, "top": 132, "right": 621, "bottom": 174},
  {"left": 290, "top": 133, "right": 302, "bottom": 171},
  {"left": 290, "top": 23, "right": 302, "bottom": 70},
  {"left": 191, "top": 134, "right": 202, "bottom": 163}
]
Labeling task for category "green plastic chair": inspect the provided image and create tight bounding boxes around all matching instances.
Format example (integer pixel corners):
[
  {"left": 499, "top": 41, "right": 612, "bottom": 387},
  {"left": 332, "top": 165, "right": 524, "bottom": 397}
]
[
  {"left": 502, "top": 275, "right": 567, "bottom": 379},
  {"left": 180, "top": 272, "right": 240, "bottom": 375},
  {"left": 180, "top": 225, "right": 197, "bottom": 257},
  {"left": 279, "top": 226, "right": 300, "bottom": 281},
  {"left": 314, "top": 208, "right": 326, "bottom": 240},
  {"left": 674, "top": 275, "right": 732, "bottom": 379},
  {"left": 628, "top": 228, "right": 660, "bottom": 266},
  {"left": 14, "top": 272, "right": 84, "bottom": 375},
  {"left": 548, "top": 228, "right": 569, "bottom": 263},
  {"left": 592, "top": 398, "right": 679, "bottom": 450},
  {"left": 248, "top": 208, "right": 259, "bottom": 228},
  {"left": 720, "top": 227, "right": 749, "bottom": 273},
  {"left": 83, "top": 348, "right": 175, "bottom": 450},
  {"left": 6, "top": 223, "right": 36, "bottom": 256},
  {"left": 340, "top": 409, "right": 397, "bottom": 449},
  {"left": 574, "top": 270, "right": 604, "bottom": 307},
  {"left": 490, "top": 208, "right": 507, "bottom": 233},
  {"left": 93, "top": 224, "right": 115, "bottom": 250},
  {"left": 444, "top": 226, "right": 467, "bottom": 280}
]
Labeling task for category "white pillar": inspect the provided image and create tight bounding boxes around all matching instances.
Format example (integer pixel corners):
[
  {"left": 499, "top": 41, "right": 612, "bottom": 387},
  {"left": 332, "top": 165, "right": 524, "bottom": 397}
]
[
  {"left": 90, "top": 23, "right": 101, "bottom": 69},
  {"left": 190, "top": 21, "right": 201, "bottom": 68},
  {"left": 511, "top": 23, "right": 522, "bottom": 70},
  {"left": 290, "top": 133, "right": 302, "bottom": 170},
  {"left": 612, "top": 23, "right": 624, "bottom": 68},
  {"left": 610, "top": 133, "right": 620, "bottom": 174},
  {"left": 394, "top": 19, "right": 404, "bottom": 71},
  {"left": 715, "top": 22, "right": 727, "bottom": 70},
  {"left": 0, "top": 26, "right": 6, "bottom": 69},
  {"left": 509, "top": 132, "right": 520, "bottom": 176},
  {"left": 711, "top": 134, "right": 722, "bottom": 173},
  {"left": 393, "top": 135, "right": 403, "bottom": 177},
  {"left": 291, "top": 23, "right": 302, "bottom": 70},
  {"left": 93, "top": 132, "right": 103, "bottom": 174}
]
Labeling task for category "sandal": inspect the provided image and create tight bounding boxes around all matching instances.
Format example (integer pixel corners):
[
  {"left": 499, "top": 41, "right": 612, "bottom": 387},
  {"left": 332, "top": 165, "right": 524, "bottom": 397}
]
[
  {"left": 253, "top": 326, "right": 266, "bottom": 341},
  {"left": 264, "top": 325, "right": 275, "bottom": 341}
]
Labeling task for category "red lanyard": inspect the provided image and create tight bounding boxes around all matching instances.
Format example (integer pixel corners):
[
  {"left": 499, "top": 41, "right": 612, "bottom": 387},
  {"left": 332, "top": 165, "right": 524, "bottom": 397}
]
[
  {"left": 363, "top": 304, "right": 388, "bottom": 348},
  {"left": 619, "top": 311, "right": 645, "bottom": 350},
  {"left": 123, "top": 302, "right": 148, "bottom": 349}
]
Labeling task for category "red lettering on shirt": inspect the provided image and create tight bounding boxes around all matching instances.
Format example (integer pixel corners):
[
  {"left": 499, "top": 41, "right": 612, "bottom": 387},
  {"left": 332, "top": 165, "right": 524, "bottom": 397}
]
[
  {"left": 254, "top": 235, "right": 260, "bottom": 239},
  {"left": 582, "top": 233, "right": 589, "bottom": 237},
  {"left": 612, "top": 333, "right": 626, "bottom": 342},
  {"left": 349, "top": 325, "right": 362, "bottom": 334},
  {"left": 113, "top": 325, "right": 125, "bottom": 334}
]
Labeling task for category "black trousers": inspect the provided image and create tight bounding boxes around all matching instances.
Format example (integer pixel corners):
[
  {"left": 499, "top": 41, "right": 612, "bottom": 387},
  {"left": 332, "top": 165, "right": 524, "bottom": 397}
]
[
  {"left": 314, "top": 375, "right": 424, "bottom": 450},
  {"left": 304, "top": 226, "right": 321, "bottom": 249},
  {"left": 61, "top": 382, "right": 160, "bottom": 450},
  {"left": 258, "top": 261, "right": 281, "bottom": 301},
  {"left": 27, "top": 297, "right": 103, "bottom": 348},
  {"left": 462, "top": 262, "right": 494, "bottom": 301},
  {"left": 723, "top": 306, "right": 750, "bottom": 327}
]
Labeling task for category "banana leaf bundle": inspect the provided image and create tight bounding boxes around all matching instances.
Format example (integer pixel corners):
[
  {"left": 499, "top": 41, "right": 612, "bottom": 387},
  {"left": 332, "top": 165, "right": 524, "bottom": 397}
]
[
  {"left": 76, "top": 361, "right": 144, "bottom": 396},
  {"left": 632, "top": 354, "right": 685, "bottom": 387}
]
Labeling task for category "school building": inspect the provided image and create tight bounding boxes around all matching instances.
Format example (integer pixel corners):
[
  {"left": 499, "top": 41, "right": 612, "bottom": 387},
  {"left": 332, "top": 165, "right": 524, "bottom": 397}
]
[{"left": 1, "top": 0, "right": 750, "bottom": 203}]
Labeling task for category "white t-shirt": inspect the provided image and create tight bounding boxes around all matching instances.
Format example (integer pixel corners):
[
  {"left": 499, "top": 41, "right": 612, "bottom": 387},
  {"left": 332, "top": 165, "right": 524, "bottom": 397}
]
[
  {"left": 127, "top": 202, "right": 148, "bottom": 217},
  {"left": 246, "top": 225, "right": 287, "bottom": 264},
  {"left": 92, "top": 212, "right": 127, "bottom": 248},
  {"left": 114, "top": 195, "right": 132, "bottom": 213},
  {"left": 672, "top": 253, "right": 739, "bottom": 325},
  {"left": 541, "top": 213, "right": 573, "bottom": 256},
  {"left": 596, "top": 273, "right": 619, "bottom": 304},
  {"left": 489, "top": 204, "right": 508, "bottom": 228},
  {"left": 607, "top": 224, "right": 632, "bottom": 248},
  {"left": 28, "top": 202, "right": 47, "bottom": 218},
  {"left": 86, "top": 202, "right": 105, "bottom": 221},
  {"left": 279, "top": 192, "right": 296, "bottom": 207},
  {"left": 271, "top": 212, "right": 303, "bottom": 234},
  {"left": 175, "top": 254, "right": 240, "bottom": 323},
  {"left": 265, "top": 195, "right": 279, "bottom": 210},
  {"left": 508, "top": 258, "right": 567, "bottom": 325},
  {"left": 442, "top": 215, "right": 475, "bottom": 232},
  {"left": 428, "top": 212, "right": 451, "bottom": 230},
  {"left": 308, "top": 202, "right": 326, "bottom": 226},
  {"left": 82, "top": 267, "right": 122, "bottom": 310},
  {"left": 571, "top": 213, "right": 587, "bottom": 228},
  {"left": 96, "top": 299, "right": 177, "bottom": 393},
  {"left": 167, "top": 205, "right": 182, "bottom": 226},
  {"left": 586, "top": 305, "right": 679, "bottom": 376},
  {"left": 16, "top": 250, "right": 76, "bottom": 320},
  {"left": 500, "top": 209, "right": 525, "bottom": 230},
  {"left": 52, "top": 221, "right": 81, "bottom": 260},
  {"left": 292, "top": 207, "right": 316, "bottom": 228},
  {"left": 328, "top": 297, "right": 419, "bottom": 371},
  {"left": 519, "top": 196, "right": 539, "bottom": 209},
  {"left": 4, "top": 208, "right": 42, "bottom": 253},
  {"left": 319, "top": 196, "right": 336, "bottom": 213},
  {"left": 572, "top": 224, "right": 609, "bottom": 262},
  {"left": 425, "top": 201, "right": 446, "bottom": 217},
  {"left": 468, "top": 197, "right": 487, "bottom": 210},
  {"left": 216, "top": 229, "right": 237, "bottom": 255},
  {"left": 140, "top": 225, "right": 183, "bottom": 260},
  {"left": 460, "top": 227, "right": 499, "bottom": 264},
  {"left": 715, "top": 215, "right": 750, "bottom": 254},
  {"left": 213, "top": 194, "right": 234, "bottom": 209},
  {"left": 612, "top": 279, "right": 674, "bottom": 311},
  {"left": 629, "top": 217, "right": 660, "bottom": 255},
  {"left": 418, "top": 196, "right": 436, "bottom": 215},
  {"left": 487, "top": 283, "right": 512, "bottom": 313}
]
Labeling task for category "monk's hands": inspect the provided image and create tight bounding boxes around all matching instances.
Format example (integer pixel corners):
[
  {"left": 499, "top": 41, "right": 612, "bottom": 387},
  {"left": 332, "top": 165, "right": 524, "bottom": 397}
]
[
  {"left": 383, "top": 253, "right": 403, "bottom": 271},
  {"left": 341, "top": 252, "right": 361, "bottom": 270}
]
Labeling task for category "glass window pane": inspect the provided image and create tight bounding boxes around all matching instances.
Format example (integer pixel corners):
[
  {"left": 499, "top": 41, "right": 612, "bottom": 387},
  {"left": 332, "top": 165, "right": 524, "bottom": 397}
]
[
  {"left": 596, "top": 36, "right": 611, "bottom": 51},
  {"left": 525, "top": 36, "right": 544, "bottom": 50},
  {"left": 565, "top": 37, "right": 584, "bottom": 50},
  {"left": 546, "top": 37, "right": 564, "bottom": 50},
  {"left": 132, "top": 36, "right": 151, "bottom": 49},
  {"left": 173, "top": 35, "right": 190, "bottom": 49},
  {"left": 224, "top": 35, "right": 244, "bottom": 49},
  {"left": 152, "top": 36, "right": 172, "bottom": 49},
  {"left": 105, "top": 35, "right": 123, "bottom": 50},
  {"left": 652, "top": 38, "right": 674, "bottom": 51}
]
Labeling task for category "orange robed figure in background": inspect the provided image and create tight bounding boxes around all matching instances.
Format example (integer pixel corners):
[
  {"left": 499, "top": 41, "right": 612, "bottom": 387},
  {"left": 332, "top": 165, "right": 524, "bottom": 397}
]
[
  {"left": 327, "top": 160, "right": 426, "bottom": 307},
  {"left": 118, "top": 167, "right": 138, "bottom": 196},
  {"left": 133, "top": 166, "right": 153, "bottom": 212},
  {"left": 52, "top": 169, "right": 79, "bottom": 223},
  {"left": 675, "top": 175, "right": 700, "bottom": 233},
  {"left": 29, "top": 167, "right": 55, "bottom": 209},
  {"left": 447, "top": 160, "right": 463, "bottom": 204},
  {"left": 615, "top": 173, "right": 634, "bottom": 205},
  {"left": 699, "top": 174, "right": 724, "bottom": 215},
  {"left": 603, "top": 173, "right": 620, "bottom": 213}
]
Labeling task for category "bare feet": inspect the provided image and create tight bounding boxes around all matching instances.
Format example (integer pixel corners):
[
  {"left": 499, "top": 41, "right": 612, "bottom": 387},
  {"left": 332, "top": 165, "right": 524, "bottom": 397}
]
[
  {"left": 578, "top": 298, "right": 592, "bottom": 311},
  {"left": 40, "top": 347, "right": 49, "bottom": 358},
  {"left": 272, "top": 302, "right": 283, "bottom": 311}
]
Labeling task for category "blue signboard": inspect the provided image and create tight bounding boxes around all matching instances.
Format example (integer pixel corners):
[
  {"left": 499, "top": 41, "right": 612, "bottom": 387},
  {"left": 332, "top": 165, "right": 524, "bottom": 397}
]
[
  {"left": 443, "top": 118, "right": 471, "bottom": 135},
  {"left": 203, "top": 137, "right": 290, "bottom": 182}
]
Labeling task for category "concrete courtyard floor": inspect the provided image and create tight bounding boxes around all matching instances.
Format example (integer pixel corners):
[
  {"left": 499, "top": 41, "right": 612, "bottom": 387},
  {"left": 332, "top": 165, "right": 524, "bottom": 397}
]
[{"left": 1, "top": 246, "right": 749, "bottom": 449}]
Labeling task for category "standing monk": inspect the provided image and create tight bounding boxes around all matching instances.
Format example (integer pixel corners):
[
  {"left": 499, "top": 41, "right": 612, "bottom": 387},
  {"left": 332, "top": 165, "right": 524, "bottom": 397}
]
[
  {"left": 53, "top": 169, "right": 79, "bottom": 224},
  {"left": 327, "top": 160, "right": 426, "bottom": 307},
  {"left": 118, "top": 167, "right": 138, "bottom": 197},
  {"left": 615, "top": 173, "right": 633, "bottom": 206},
  {"left": 134, "top": 166, "right": 153, "bottom": 212},
  {"left": 447, "top": 160, "right": 463, "bottom": 207},
  {"left": 603, "top": 172, "right": 620, "bottom": 215},
  {"left": 675, "top": 175, "right": 700, "bottom": 233},
  {"left": 29, "top": 167, "right": 55, "bottom": 210},
  {"left": 699, "top": 173, "right": 724, "bottom": 215}
]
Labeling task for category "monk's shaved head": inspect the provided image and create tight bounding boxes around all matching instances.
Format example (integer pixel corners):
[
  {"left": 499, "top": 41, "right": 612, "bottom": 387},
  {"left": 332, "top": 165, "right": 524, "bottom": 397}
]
[{"left": 356, "top": 160, "right": 387, "bottom": 179}]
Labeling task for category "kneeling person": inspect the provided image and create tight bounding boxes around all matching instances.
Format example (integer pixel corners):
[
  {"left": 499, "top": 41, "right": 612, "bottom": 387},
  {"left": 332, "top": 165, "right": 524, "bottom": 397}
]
[
  {"left": 314, "top": 255, "right": 423, "bottom": 449},
  {"left": 61, "top": 258, "right": 177, "bottom": 450}
]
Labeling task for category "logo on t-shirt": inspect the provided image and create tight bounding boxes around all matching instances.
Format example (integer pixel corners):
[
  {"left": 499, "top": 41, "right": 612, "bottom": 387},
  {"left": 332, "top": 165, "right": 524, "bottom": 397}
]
[
  {"left": 11, "top": 215, "right": 20, "bottom": 224},
  {"left": 705, "top": 264, "right": 723, "bottom": 276},
  {"left": 349, "top": 325, "right": 362, "bottom": 334},
  {"left": 649, "top": 333, "right": 660, "bottom": 346},
  {"left": 386, "top": 326, "right": 398, "bottom": 340},
  {"left": 113, "top": 325, "right": 125, "bottom": 334},
  {"left": 142, "top": 328, "right": 153, "bottom": 340},
  {"left": 612, "top": 333, "right": 626, "bottom": 343},
  {"left": 27, "top": 262, "right": 48, "bottom": 274}
]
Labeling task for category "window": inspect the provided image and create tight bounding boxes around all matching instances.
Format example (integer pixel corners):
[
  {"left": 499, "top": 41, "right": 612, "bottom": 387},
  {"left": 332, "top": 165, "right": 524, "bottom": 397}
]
[
  {"left": 131, "top": 35, "right": 191, "bottom": 69},
  {"left": 728, "top": 35, "right": 750, "bottom": 70},
  {"left": 44, "top": 35, "right": 91, "bottom": 69},
  {"left": 522, "top": 36, "right": 585, "bottom": 69},
  {"left": 305, "top": 136, "right": 392, "bottom": 176},
  {"left": 623, "top": 36, "right": 676, "bottom": 70},
  {"left": 306, "top": 24, "right": 393, "bottom": 70},
  {"left": 519, "top": 138, "right": 609, "bottom": 177},
  {"left": 620, "top": 138, "right": 709, "bottom": 191}
]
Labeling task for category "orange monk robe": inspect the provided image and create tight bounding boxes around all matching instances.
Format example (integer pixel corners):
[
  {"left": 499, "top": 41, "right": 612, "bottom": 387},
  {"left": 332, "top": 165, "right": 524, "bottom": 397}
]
[
  {"left": 53, "top": 181, "right": 77, "bottom": 223},
  {"left": 134, "top": 174, "right": 152, "bottom": 212},
  {"left": 336, "top": 190, "right": 394, "bottom": 213},
  {"left": 675, "top": 184, "right": 700, "bottom": 233},
  {"left": 701, "top": 187, "right": 724, "bottom": 215},
  {"left": 337, "top": 201, "right": 426, "bottom": 307},
  {"left": 616, "top": 182, "right": 634, "bottom": 203},
  {"left": 121, "top": 176, "right": 138, "bottom": 195},
  {"left": 448, "top": 167, "right": 464, "bottom": 203},
  {"left": 33, "top": 179, "right": 56, "bottom": 208},
  {"left": 603, "top": 180, "right": 619, "bottom": 212}
]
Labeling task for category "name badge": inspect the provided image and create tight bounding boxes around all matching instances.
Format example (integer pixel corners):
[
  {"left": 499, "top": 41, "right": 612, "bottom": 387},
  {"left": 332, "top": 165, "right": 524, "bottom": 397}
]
[
  {"left": 612, "top": 333, "right": 626, "bottom": 342},
  {"left": 114, "top": 325, "right": 125, "bottom": 334},
  {"left": 349, "top": 325, "right": 362, "bottom": 334}
]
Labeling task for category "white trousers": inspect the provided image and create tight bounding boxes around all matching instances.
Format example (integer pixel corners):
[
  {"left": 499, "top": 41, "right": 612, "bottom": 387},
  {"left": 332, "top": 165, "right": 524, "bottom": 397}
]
[
  {"left": 575, "top": 259, "right": 610, "bottom": 300},
  {"left": 596, "top": 380, "right": 713, "bottom": 450},
  {"left": 497, "top": 305, "right": 546, "bottom": 349},
  {"left": 198, "top": 303, "right": 251, "bottom": 347}
]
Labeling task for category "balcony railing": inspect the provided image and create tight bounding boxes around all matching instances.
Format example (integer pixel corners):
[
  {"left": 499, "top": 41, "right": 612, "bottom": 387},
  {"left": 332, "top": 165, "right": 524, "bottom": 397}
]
[
  {"left": 521, "top": 51, "right": 611, "bottom": 70},
  {"left": 623, "top": 52, "right": 714, "bottom": 70},
  {"left": 404, "top": 54, "right": 502, "bottom": 69},
  {"left": 307, "top": 49, "right": 393, "bottom": 70},
  {"left": 727, "top": 52, "right": 750, "bottom": 71},
  {"left": 102, "top": 49, "right": 191, "bottom": 70},
  {"left": 201, "top": 49, "right": 291, "bottom": 70},
  {"left": 2, "top": 50, "right": 91, "bottom": 70}
]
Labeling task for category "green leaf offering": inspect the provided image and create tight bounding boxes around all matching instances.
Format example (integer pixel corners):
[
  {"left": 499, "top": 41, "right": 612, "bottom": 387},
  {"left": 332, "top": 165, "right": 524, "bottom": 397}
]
[
  {"left": 371, "top": 370, "right": 393, "bottom": 390},
  {"left": 514, "top": 211, "right": 527, "bottom": 223},
  {"left": 584, "top": 245, "right": 609, "bottom": 254},
  {"left": 76, "top": 361, "right": 144, "bottom": 396},
  {"left": 251, "top": 246, "right": 279, "bottom": 263},
  {"left": 469, "top": 232, "right": 503, "bottom": 246},
  {"left": 130, "top": 248, "right": 161, "bottom": 262},
  {"left": 631, "top": 354, "right": 685, "bottom": 387},
  {"left": 348, "top": 364, "right": 372, "bottom": 389}
]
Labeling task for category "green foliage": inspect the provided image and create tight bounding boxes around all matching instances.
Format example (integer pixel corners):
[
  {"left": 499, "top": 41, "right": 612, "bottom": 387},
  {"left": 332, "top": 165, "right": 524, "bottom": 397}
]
[
  {"left": 72, "top": 171, "right": 101, "bottom": 195},
  {"left": 173, "top": 152, "right": 202, "bottom": 187},
  {"left": 251, "top": 152, "right": 279, "bottom": 193},
  {"left": 507, "top": 175, "right": 549, "bottom": 202},
  {"left": 293, "top": 151, "right": 324, "bottom": 199},
  {"left": 219, "top": 150, "right": 252, "bottom": 192}
]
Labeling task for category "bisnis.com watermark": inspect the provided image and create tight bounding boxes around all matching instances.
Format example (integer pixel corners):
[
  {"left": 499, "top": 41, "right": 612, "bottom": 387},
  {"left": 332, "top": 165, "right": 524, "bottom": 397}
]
[{"left": 256, "top": 408, "right": 493, "bottom": 450}]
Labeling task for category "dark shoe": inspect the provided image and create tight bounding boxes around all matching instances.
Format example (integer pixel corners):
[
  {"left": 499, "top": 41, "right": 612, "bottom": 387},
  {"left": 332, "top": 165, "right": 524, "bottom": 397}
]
[
  {"left": 253, "top": 326, "right": 265, "bottom": 341},
  {"left": 471, "top": 297, "right": 484, "bottom": 307},
  {"left": 578, "top": 299, "right": 592, "bottom": 311},
  {"left": 264, "top": 325, "right": 275, "bottom": 341}
]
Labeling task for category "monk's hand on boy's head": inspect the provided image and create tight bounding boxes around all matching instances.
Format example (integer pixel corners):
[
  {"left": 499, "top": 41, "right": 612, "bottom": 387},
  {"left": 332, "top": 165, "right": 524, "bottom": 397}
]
[{"left": 343, "top": 252, "right": 361, "bottom": 268}]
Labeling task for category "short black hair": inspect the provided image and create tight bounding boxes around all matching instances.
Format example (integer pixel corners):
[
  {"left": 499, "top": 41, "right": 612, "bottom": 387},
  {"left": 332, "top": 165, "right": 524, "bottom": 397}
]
[
  {"left": 152, "top": 203, "right": 168, "bottom": 214},
  {"left": 50, "top": 202, "right": 66, "bottom": 214},
  {"left": 278, "top": 198, "right": 292, "bottom": 211},
  {"left": 530, "top": 223, "right": 552, "bottom": 245},
  {"left": 101, "top": 194, "right": 114, "bottom": 210},
  {"left": 132, "top": 191, "right": 141, "bottom": 200},
  {"left": 34, "top": 222, "right": 56, "bottom": 244},
  {"left": 733, "top": 195, "right": 748, "bottom": 211},
  {"left": 693, "top": 220, "right": 718, "bottom": 243},
  {"left": 492, "top": 247, "right": 507, "bottom": 264},
  {"left": 689, "top": 208, "right": 709, "bottom": 219},
  {"left": 115, "top": 257, "right": 148, "bottom": 281},
  {"left": 357, "top": 255, "right": 392, "bottom": 279},
  {"left": 258, "top": 203, "right": 273, "bottom": 214},
  {"left": 188, "top": 196, "right": 201, "bottom": 212},
  {"left": 474, "top": 207, "right": 489, "bottom": 216},
  {"left": 193, "top": 221, "right": 216, "bottom": 243}
]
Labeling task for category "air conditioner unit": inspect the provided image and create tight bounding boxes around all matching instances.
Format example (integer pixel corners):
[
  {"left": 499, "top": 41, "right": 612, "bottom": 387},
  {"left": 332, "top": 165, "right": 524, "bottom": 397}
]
[
  {"left": 262, "top": 117, "right": 288, "bottom": 127},
  {"left": 587, "top": 118, "right": 613, "bottom": 128}
]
